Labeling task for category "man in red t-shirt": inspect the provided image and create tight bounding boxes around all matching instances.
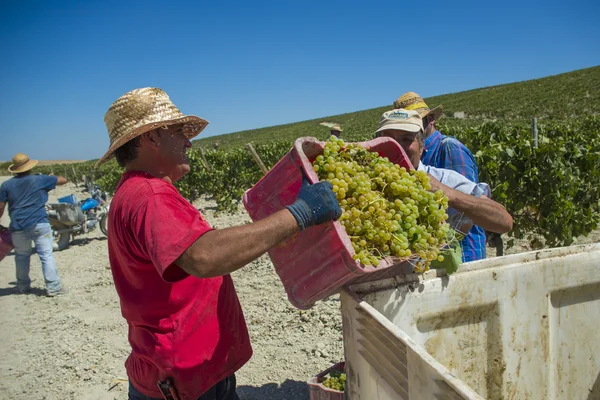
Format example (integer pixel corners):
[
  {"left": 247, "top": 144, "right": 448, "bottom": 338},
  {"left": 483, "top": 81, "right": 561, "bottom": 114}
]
[{"left": 97, "top": 88, "right": 341, "bottom": 400}]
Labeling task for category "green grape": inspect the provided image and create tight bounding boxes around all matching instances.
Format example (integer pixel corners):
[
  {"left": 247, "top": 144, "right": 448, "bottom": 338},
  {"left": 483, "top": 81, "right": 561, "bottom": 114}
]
[
  {"left": 312, "top": 137, "right": 451, "bottom": 273},
  {"left": 322, "top": 371, "right": 347, "bottom": 392}
]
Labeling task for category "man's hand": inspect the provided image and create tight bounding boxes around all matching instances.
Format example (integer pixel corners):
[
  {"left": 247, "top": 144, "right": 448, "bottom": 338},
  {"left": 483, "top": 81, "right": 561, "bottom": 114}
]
[
  {"left": 286, "top": 179, "right": 342, "bottom": 230},
  {"left": 56, "top": 176, "right": 68, "bottom": 186},
  {"left": 427, "top": 174, "right": 446, "bottom": 193}
]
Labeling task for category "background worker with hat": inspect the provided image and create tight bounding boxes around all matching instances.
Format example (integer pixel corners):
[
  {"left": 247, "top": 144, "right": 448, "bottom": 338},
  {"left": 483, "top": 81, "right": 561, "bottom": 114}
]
[
  {"left": 394, "top": 92, "right": 486, "bottom": 262},
  {"left": 102, "top": 88, "right": 341, "bottom": 400},
  {"left": 0, "top": 154, "right": 68, "bottom": 296},
  {"left": 330, "top": 124, "right": 343, "bottom": 138},
  {"left": 375, "top": 109, "right": 512, "bottom": 237}
]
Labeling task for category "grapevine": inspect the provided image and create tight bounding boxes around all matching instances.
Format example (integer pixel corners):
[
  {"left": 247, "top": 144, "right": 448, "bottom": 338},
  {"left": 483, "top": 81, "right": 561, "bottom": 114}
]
[
  {"left": 9, "top": 115, "right": 598, "bottom": 251},
  {"left": 313, "top": 137, "right": 450, "bottom": 273}
]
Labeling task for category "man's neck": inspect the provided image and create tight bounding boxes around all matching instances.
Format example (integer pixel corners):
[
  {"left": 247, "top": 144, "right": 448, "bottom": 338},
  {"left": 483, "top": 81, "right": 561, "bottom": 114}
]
[{"left": 125, "top": 160, "right": 173, "bottom": 185}]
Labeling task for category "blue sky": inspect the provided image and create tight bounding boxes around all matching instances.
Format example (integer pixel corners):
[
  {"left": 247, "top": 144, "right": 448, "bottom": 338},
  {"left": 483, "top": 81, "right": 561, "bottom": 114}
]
[{"left": 1, "top": 0, "right": 599, "bottom": 161}]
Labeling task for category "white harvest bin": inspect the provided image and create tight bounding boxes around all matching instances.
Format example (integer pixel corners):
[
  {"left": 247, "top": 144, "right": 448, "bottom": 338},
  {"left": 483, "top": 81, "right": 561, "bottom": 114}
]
[{"left": 341, "top": 243, "right": 600, "bottom": 399}]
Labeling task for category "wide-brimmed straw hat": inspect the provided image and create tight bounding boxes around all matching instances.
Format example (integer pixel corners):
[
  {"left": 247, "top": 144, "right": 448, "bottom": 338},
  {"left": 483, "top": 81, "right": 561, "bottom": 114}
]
[
  {"left": 97, "top": 87, "right": 209, "bottom": 166},
  {"left": 330, "top": 124, "right": 343, "bottom": 132},
  {"left": 393, "top": 91, "right": 443, "bottom": 120},
  {"left": 375, "top": 109, "right": 424, "bottom": 134},
  {"left": 8, "top": 153, "right": 38, "bottom": 173}
]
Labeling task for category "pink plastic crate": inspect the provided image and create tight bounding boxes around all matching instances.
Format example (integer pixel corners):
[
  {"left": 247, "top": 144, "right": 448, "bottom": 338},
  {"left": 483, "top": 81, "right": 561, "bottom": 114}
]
[
  {"left": 307, "top": 361, "right": 345, "bottom": 400},
  {"left": 243, "top": 137, "right": 421, "bottom": 309},
  {"left": 0, "top": 229, "right": 14, "bottom": 262}
]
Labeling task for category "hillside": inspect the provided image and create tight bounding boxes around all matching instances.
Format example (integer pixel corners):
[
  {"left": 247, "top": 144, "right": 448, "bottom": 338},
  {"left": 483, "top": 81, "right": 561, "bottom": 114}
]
[{"left": 193, "top": 65, "right": 600, "bottom": 150}]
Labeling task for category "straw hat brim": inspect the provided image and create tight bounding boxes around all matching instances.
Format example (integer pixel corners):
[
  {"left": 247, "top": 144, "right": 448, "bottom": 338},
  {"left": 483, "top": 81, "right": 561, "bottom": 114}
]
[
  {"left": 95, "top": 115, "right": 208, "bottom": 167},
  {"left": 8, "top": 159, "right": 38, "bottom": 173},
  {"left": 418, "top": 105, "right": 443, "bottom": 120}
]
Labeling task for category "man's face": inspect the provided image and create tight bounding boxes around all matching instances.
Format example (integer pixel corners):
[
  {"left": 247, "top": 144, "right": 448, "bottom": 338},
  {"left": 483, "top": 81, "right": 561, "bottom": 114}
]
[
  {"left": 378, "top": 129, "right": 423, "bottom": 168},
  {"left": 156, "top": 124, "right": 193, "bottom": 181},
  {"left": 331, "top": 130, "right": 341, "bottom": 138}
]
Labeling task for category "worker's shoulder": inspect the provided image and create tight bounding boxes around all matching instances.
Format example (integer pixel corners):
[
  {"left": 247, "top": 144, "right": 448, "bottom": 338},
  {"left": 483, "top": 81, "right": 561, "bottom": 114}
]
[
  {"left": 440, "top": 135, "right": 473, "bottom": 153},
  {"left": 0, "top": 176, "right": 16, "bottom": 190}
]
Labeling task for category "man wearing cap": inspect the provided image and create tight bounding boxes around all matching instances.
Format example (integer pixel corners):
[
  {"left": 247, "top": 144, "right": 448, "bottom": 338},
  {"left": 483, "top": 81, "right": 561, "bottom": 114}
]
[
  {"left": 99, "top": 88, "right": 341, "bottom": 400},
  {"left": 0, "top": 154, "right": 68, "bottom": 296},
  {"left": 394, "top": 92, "right": 487, "bottom": 262},
  {"left": 375, "top": 109, "right": 512, "bottom": 236},
  {"left": 330, "top": 125, "right": 343, "bottom": 138}
]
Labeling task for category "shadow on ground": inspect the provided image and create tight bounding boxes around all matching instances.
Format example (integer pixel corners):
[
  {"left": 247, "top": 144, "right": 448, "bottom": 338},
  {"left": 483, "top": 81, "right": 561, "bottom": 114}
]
[
  {"left": 70, "top": 236, "right": 108, "bottom": 247},
  {"left": 0, "top": 286, "right": 47, "bottom": 297},
  {"left": 238, "top": 380, "right": 309, "bottom": 400}
]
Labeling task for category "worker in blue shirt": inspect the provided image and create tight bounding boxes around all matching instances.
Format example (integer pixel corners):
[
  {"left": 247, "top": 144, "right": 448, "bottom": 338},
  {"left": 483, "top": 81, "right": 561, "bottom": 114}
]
[
  {"left": 0, "top": 153, "right": 68, "bottom": 296},
  {"left": 393, "top": 92, "right": 487, "bottom": 262}
]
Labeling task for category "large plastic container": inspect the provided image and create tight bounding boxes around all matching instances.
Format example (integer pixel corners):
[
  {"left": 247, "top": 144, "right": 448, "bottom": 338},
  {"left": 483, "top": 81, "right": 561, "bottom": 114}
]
[
  {"left": 0, "top": 229, "right": 13, "bottom": 262},
  {"left": 340, "top": 243, "right": 600, "bottom": 399},
  {"left": 307, "top": 361, "right": 345, "bottom": 400},
  {"left": 243, "top": 137, "right": 419, "bottom": 309}
]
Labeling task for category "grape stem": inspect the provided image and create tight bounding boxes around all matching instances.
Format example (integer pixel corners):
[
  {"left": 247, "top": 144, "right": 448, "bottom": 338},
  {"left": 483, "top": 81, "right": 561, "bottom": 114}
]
[
  {"left": 367, "top": 247, "right": 384, "bottom": 258},
  {"left": 361, "top": 197, "right": 385, "bottom": 211},
  {"left": 391, "top": 234, "right": 406, "bottom": 244}
]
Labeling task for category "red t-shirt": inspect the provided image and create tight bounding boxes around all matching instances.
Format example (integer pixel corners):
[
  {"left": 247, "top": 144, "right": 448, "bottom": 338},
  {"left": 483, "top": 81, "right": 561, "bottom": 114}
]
[{"left": 107, "top": 171, "right": 252, "bottom": 399}]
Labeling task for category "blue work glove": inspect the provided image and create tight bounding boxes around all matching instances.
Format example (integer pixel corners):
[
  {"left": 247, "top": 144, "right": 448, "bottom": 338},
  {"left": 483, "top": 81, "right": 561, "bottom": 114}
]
[{"left": 286, "top": 178, "right": 342, "bottom": 230}]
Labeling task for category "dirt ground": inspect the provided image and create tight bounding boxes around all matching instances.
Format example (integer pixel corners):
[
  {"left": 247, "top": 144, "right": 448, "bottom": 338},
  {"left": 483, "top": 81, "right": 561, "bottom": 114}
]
[{"left": 0, "top": 176, "right": 598, "bottom": 400}]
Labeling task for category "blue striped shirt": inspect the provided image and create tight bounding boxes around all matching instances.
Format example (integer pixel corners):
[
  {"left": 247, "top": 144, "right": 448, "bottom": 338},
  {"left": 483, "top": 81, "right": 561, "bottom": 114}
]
[{"left": 421, "top": 131, "right": 487, "bottom": 262}]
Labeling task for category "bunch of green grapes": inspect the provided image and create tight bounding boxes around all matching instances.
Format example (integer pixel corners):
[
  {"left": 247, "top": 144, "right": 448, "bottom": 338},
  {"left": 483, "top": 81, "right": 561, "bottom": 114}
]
[
  {"left": 322, "top": 370, "right": 346, "bottom": 391},
  {"left": 312, "top": 136, "right": 450, "bottom": 273}
]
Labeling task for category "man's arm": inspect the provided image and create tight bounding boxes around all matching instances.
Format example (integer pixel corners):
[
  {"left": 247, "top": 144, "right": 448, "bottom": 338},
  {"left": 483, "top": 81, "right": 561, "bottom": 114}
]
[
  {"left": 176, "top": 209, "right": 299, "bottom": 278},
  {"left": 0, "top": 201, "right": 5, "bottom": 219},
  {"left": 56, "top": 176, "right": 67, "bottom": 185},
  {"left": 429, "top": 175, "right": 513, "bottom": 234},
  {"left": 176, "top": 179, "right": 341, "bottom": 279}
]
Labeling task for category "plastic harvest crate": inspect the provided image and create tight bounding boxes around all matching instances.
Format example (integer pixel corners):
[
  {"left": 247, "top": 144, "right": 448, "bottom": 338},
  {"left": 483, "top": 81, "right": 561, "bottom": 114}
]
[
  {"left": 243, "top": 136, "right": 421, "bottom": 309},
  {"left": 307, "top": 361, "right": 345, "bottom": 400}
]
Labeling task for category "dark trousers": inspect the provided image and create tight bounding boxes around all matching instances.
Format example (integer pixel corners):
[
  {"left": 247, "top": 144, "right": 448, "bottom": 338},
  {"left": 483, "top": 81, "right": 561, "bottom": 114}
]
[{"left": 129, "top": 375, "right": 240, "bottom": 400}]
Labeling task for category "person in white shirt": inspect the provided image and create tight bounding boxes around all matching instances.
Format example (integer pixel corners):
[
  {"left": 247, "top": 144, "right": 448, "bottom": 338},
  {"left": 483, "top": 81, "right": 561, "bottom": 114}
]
[{"left": 375, "top": 109, "right": 513, "bottom": 236}]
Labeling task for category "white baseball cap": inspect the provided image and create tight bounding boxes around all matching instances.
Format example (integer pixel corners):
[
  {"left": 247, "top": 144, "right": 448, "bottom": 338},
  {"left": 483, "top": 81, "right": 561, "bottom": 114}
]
[{"left": 375, "top": 109, "right": 424, "bottom": 134}]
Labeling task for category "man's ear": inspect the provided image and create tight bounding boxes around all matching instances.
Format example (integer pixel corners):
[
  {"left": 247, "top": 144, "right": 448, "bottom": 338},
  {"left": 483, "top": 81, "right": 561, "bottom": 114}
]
[{"left": 141, "top": 130, "right": 161, "bottom": 147}]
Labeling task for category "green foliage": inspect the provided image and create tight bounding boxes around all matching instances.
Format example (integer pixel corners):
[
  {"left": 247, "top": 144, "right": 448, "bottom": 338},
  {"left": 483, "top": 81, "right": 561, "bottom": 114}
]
[
  {"left": 440, "top": 117, "right": 600, "bottom": 248},
  {"left": 0, "top": 161, "right": 11, "bottom": 175},
  {"left": 177, "top": 141, "right": 293, "bottom": 212},
  {"left": 192, "top": 66, "right": 600, "bottom": 150},
  {"left": 428, "top": 66, "right": 600, "bottom": 120}
]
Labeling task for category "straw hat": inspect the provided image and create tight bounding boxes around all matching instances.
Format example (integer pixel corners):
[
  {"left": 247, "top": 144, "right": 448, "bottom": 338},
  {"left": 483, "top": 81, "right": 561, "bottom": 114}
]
[
  {"left": 330, "top": 124, "right": 343, "bottom": 132},
  {"left": 97, "top": 88, "right": 209, "bottom": 166},
  {"left": 393, "top": 92, "right": 443, "bottom": 120},
  {"left": 8, "top": 153, "right": 38, "bottom": 173}
]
